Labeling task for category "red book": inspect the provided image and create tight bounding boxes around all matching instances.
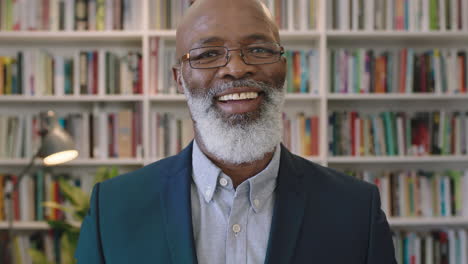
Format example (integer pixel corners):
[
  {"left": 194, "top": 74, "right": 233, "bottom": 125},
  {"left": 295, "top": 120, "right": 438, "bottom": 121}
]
[
  {"left": 311, "top": 116, "right": 319, "bottom": 156},
  {"left": 11, "top": 175, "right": 20, "bottom": 221},
  {"left": 351, "top": 112, "right": 357, "bottom": 156},
  {"left": 137, "top": 54, "right": 143, "bottom": 94},
  {"left": 399, "top": 49, "right": 407, "bottom": 93},
  {"left": 420, "top": 55, "right": 427, "bottom": 92},
  {"left": 43, "top": 0, "right": 50, "bottom": 30},
  {"left": 53, "top": 181, "right": 60, "bottom": 220},
  {"left": 132, "top": 110, "right": 137, "bottom": 157},
  {"left": 93, "top": 51, "right": 98, "bottom": 94},
  {"left": 108, "top": 114, "right": 115, "bottom": 158},
  {"left": 458, "top": 53, "right": 466, "bottom": 93}
]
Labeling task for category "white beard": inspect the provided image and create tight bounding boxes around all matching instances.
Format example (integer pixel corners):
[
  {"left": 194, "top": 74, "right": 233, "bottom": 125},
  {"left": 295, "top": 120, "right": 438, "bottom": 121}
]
[{"left": 181, "top": 75, "right": 285, "bottom": 165}]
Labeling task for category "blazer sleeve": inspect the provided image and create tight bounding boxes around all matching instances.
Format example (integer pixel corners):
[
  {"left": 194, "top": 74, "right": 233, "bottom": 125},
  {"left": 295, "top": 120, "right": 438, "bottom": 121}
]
[
  {"left": 366, "top": 186, "right": 397, "bottom": 264},
  {"left": 74, "top": 183, "right": 106, "bottom": 264}
]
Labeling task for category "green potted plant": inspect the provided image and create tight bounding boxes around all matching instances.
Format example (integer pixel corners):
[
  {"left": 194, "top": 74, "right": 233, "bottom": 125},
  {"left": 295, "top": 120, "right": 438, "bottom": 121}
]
[{"left": 28, "top": 166, "right": 119, "bottom": 264}]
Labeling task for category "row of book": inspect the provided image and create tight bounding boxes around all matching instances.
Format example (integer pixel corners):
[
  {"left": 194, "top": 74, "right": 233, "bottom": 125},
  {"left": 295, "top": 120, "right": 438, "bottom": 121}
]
[
  {"left": 0, "top": 0, "right": 141, "bottom": 31},
  {"left": 282, "top": 113, "right": 319, "bottom": 157},
  {"left": 148, "top": 0, "right": 317, "bottom": 30},
  {"left": 345, "top": 170, "right": 468, "bottom": 218},
  {"left": 328, "top": 111, "right": 468, "bottom": 157},
  {"left": 0, "top": 106, "right": 143, "bottom": 160},
  {"left": 0, "top": 50, "right": 142, "bottom": 96},
  {"left": 328, "top": 0, "right": 468, "bottom": 32},
  {"left": 260, "top": 0, "right": 318, "bottom": 30},
  {"left": 149, "top": 112, "right": 193, "bottom": 159},
  {"left": 392, "top": 230, "right": 468, "bottom": 264},
  {"left": 284, "top": 50, "right": 319, "bottom": 94},
  {"left": 330, "top": 48, "right": 468, "bottom": 94},
  {"left": 149, "top": 0, "right": 191, "bottom": 30}
]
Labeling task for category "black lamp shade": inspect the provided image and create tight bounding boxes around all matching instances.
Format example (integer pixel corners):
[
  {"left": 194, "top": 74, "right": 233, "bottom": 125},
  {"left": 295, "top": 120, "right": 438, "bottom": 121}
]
[{"left": 38, "top": 111, "right": 79, "bottom": 166}]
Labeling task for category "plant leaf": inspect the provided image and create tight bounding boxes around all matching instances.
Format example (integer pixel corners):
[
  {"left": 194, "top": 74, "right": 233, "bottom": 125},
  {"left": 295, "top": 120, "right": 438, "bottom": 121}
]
[
  {"left": 42, "top": 201, "right": 75, "bottom": 214},
  {"left": 58, "top": 178, "right": 89, "bottom": 209},
  {"left": 28, "top": 248, "right": 54, "bottom": 264},
  {"left": 61, "top": 233, "right": 77, "bottom": 264}
]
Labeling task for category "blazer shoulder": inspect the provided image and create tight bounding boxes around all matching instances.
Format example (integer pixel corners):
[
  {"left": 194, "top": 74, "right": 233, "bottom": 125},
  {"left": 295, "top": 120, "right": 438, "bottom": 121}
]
[{"left": 99, "top": 154, "right": 188, "bottom": 196}]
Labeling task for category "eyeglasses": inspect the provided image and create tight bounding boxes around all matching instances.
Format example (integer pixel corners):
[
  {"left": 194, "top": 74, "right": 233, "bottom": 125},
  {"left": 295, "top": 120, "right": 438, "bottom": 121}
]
[{"left": 180, "top": 42, "right": 285, "bottom": 69}]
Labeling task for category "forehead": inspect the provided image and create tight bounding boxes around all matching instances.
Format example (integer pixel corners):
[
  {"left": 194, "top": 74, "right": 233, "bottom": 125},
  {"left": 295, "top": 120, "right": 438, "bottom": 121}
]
[{"left": 181, "top": 8, "right": 277, "bottom": 50}]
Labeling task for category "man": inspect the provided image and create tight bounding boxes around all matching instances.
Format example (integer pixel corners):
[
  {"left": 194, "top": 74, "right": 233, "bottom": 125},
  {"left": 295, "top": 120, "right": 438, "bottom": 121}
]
[{"left": 75, "top": 0, "right": 396, "bottom": 263}]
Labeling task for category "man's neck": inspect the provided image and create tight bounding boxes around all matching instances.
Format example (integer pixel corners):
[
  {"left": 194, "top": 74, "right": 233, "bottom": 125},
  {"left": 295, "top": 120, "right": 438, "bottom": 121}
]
[{"left": 195, "top": 136, "right": 275, "bottom": 188}]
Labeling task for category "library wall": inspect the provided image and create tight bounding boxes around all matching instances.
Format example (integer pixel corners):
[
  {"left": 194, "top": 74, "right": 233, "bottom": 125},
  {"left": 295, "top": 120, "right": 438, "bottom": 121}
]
[{"left": 0, "top": 0, "right": 467, "bottom": 263}]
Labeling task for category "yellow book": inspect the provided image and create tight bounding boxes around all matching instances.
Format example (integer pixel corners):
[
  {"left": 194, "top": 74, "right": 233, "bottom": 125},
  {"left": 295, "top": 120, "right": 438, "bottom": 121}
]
[
  {"left": 0, "top": 57, "right": 4, "bottom": 95},
  {"left": 0, "top": 174, "right": 4, "bottom": 220},
  {"left": 96, "top": 0, "right": 105, "bottom": 30},
  {"left": 117, "top": 110, "right": 133, "bottom": 158},
  {"left": 297, "top": 113, "right": 306, "bottom": 156},
  {"left": 4, "top": 57, "right": 13, "bottom": 95}
]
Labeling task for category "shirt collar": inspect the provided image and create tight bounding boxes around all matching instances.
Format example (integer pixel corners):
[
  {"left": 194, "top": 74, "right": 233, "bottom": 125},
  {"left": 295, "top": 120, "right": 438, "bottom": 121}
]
[{"left": 191, "top": 139, "right": 281, "bottom": 212}]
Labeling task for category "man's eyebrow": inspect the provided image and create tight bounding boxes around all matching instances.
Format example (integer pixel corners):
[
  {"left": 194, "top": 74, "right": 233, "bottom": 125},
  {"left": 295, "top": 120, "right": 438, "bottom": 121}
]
[
  {"left": 244, "top": 33, "right": 274, "bottom": 42},
  {"left": 194, "top": 36, "right": 224, "bottom": 47}
]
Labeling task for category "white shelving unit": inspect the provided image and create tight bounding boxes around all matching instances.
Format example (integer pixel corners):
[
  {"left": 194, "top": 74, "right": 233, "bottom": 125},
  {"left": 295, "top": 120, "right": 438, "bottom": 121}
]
[{"left": 0, "top": 0, "right": 467, "bottom": 233}]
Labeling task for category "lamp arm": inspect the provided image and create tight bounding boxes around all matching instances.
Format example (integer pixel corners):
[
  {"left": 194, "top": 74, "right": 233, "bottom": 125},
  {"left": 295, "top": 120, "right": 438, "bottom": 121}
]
[{"left": 4, "top": 149, "right": 40, "bottom": 255}]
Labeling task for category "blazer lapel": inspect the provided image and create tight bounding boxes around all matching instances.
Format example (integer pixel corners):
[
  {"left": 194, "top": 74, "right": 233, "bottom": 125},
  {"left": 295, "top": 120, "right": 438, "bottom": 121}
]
[
  {"left": 264, "top": 145, "right": 307, "bottom": 264},
  {"left": 161, "top": 143, "right": 198, "bottom": 264}
]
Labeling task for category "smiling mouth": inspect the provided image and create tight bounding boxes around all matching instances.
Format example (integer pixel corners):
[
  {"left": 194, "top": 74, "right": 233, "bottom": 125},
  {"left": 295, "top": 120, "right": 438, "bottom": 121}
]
[{"left": 217, "top": 91, "right": 261, "bottom": 102}]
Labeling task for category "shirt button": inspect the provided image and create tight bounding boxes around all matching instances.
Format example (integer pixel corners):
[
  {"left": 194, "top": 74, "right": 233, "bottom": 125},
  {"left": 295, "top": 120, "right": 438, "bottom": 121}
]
[
  {"left": 232, "top": 224, "right": 241, "bottom": 233},
  {"left": 219, "top": 178, "right": 228, "bottom": 187},
  {"left": 254, "top": 199, "right": 260, "bottom": 207}
]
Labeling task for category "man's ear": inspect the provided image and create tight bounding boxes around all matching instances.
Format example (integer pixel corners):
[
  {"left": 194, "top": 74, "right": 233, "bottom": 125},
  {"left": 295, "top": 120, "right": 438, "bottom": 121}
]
[{"left": 172, "top": 65, "right": 184, "bottom": 94}]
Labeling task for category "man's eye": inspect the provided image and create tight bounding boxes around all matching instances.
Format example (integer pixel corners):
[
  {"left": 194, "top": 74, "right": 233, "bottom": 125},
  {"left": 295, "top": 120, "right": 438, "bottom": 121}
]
[
  {"left": 248, "top": 47, "right": 275, "bottom": 54},
  {"left": 194, "top": 50, "right": 223, "bottom": 60}
]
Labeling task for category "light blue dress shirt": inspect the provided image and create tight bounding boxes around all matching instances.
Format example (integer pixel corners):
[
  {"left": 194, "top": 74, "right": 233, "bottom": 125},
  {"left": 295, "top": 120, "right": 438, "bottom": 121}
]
[{"left": 190, "top": 140, "right": 281, "bottom": 264}]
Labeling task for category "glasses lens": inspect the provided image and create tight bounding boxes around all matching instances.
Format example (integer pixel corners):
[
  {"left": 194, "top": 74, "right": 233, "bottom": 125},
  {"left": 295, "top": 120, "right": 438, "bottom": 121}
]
[
  {"left": 189, "top": 47, "right": 227, "bottom": 68},
  {"left": 243, "top": 43, "right": 282, "bottom": 64}
]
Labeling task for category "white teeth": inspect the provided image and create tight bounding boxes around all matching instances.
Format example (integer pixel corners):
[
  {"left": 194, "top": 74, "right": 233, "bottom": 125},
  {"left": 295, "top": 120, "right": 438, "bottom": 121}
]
[{"left": 218, "top": 92, "right": 259, "bottom": 101}]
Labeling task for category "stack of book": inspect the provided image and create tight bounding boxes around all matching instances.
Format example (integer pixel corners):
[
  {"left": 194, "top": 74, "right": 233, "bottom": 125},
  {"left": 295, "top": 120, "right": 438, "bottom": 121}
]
[
  {"left": 328, "top": 111, "right": 468, "bottom": 157},
  {"left": 0, "top": 0, "right": 141, "bottom": 31},
  {"left": 149, "top": 112, "right": 194, "bottom": 159},
  {"left": 328, "top": 0, "right": 468, "bottom": 31},
  {"left": 0, "top": 106, "right": 143, "bottom": 160},
  {"left": 150, "top": 0, "right": 317, "bottom": 30},
  {"left": 345, "top": 170, "right": 468, "bottom": 218},
  {"left": 1, "top": 232, "right": 61, "bottom": 264},
  {"left": 0, "top": 50, "right": 142, "bottom": 96},
  {"left": 330, "top": 48, "right": 468, "bottom": 94},
  {"left": 150, "top": 0, "right": 191, "bottom": 30},
  {"left": 149, "top": 38, "right": 179, "bottom": 95},
  {"left": 282, "top": 112, "right": 319, "bottom": 157},
  {"left": 261, "top": 0, "right": 318, "bottom": 30},
  {"left": 285, "top": 49, "right": 319, "bottom": 94},
  {"left": 392, "top": 230, "right": 468, "bottom": 264}
]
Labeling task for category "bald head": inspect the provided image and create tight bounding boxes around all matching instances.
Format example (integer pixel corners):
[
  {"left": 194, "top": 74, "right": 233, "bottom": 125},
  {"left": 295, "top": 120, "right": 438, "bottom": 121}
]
[{"left": 175, "top": 0, "right": 280, "bottom": 58}]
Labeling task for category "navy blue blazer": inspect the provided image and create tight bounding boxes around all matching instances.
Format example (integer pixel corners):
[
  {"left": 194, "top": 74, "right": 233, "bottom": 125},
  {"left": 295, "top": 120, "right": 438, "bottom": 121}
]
[{"left": 75, "top": 142, "right": 396, "bottom": 263}]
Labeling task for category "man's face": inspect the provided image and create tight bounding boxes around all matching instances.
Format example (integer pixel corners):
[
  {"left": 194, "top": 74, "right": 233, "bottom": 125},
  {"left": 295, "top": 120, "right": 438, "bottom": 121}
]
[
  {"left": 177, "top": 1, "right": 286, "bottom": 121},
  {"left": 174, "top": 0, "right": 287, "bottom": 164}
]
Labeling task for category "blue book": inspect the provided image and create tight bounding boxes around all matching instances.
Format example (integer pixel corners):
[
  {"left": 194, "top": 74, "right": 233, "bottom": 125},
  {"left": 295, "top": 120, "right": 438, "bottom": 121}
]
[
  {"left": 405, "top": 49, "right": 415, "bottom": 93},
  {"left": 35, "top": 170, "right": 44, "bottom": 221},
  {"left": 440, "top": 178, "right": 446, "bottom": 216},
  {"left": 300, "top": 50, "right": 309, "bottom": 93},
  {"left": 371, "top": 115, "right": 381, "bottom": 156}
]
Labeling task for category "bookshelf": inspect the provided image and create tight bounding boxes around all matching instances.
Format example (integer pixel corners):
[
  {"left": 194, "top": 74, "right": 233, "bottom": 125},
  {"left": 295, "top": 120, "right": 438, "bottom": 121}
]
[{"left": 1, "top": 0, "right": 468, "bottom": 262}]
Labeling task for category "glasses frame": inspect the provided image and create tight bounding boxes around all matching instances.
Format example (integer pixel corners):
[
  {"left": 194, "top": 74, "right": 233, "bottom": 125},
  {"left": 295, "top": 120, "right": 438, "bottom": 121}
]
[{"left": 179, "top": 42, "right": 285, "bottom": 69}]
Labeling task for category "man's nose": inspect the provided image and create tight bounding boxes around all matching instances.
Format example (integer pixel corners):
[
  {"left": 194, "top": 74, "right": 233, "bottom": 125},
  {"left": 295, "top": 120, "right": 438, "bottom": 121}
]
[{"left": 216, "top": 50, "right": 257, "bottom": 80}]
